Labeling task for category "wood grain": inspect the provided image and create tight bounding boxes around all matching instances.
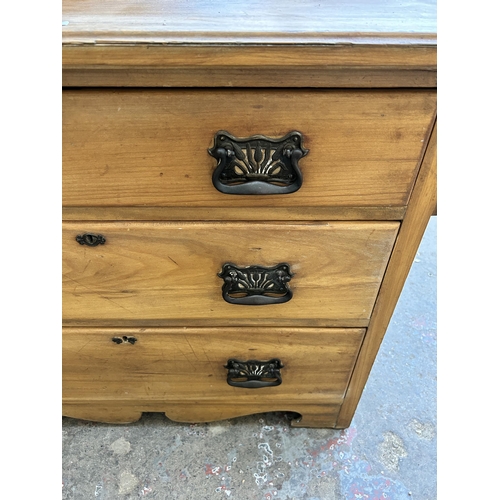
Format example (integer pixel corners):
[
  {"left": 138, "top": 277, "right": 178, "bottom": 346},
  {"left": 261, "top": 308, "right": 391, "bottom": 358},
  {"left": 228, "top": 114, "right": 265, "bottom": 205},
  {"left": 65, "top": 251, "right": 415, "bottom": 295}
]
[
  {"left": 336, "top": 120, "right": 437, "bottom": 428},
  {"left": 63, "top": 89, "right": 436, "bottom": 212},
  {"left": 63, "top": 327, "right": 364, "bottom": 427},
  {"left": 62, "top": 45, "right": 437, "bottom": 68},
  {"left": 62, "top": 44, "right": 436, "bottom": 88},
  {"left": 62, "top": 221, "right": 399, "bottom": 326}
]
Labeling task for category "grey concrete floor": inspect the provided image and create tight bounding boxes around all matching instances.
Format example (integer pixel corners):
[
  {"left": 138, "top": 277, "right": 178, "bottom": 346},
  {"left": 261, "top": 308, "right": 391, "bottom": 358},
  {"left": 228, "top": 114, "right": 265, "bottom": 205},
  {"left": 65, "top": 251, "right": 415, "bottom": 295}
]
[{"left": 62, "top": 217, "right": 436, "bottom": 500}]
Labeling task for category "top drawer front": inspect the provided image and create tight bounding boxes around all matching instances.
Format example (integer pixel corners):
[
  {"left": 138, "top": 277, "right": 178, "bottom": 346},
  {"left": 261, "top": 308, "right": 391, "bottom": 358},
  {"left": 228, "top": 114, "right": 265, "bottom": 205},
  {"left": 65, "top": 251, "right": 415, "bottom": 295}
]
[{"left": 63, "top": 89, "right": 436, "bottom": 217}]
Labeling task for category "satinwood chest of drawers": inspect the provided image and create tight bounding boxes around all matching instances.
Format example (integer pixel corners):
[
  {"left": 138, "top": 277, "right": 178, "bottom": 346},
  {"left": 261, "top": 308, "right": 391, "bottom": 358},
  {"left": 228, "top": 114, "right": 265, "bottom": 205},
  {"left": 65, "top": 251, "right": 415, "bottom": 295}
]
[{"left": 62, "top": 0, "right": 437, "bottom": 428}]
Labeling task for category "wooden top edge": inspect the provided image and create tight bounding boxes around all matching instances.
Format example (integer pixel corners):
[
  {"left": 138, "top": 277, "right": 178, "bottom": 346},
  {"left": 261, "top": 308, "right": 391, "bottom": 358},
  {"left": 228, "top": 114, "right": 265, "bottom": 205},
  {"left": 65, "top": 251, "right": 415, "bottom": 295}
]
[{"left": 62, "top": 43, "right": 436, "bottom": 71}]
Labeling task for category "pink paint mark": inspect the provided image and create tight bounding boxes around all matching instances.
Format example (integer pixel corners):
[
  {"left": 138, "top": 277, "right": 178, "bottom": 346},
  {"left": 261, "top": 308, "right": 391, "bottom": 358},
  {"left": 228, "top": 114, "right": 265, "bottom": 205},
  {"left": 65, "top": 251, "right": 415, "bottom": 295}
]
[
  {"left": 140, "top": 486, "right": 153, "bottom": 496},
  {"left": 308, "top": 426, "right": 357, "bottom": 457},
  {"left": 205, "top": 464, "right": 221, "bottom": 476},
  {"left": 349, "top": 485, "right": 369, "bottom": 499}
]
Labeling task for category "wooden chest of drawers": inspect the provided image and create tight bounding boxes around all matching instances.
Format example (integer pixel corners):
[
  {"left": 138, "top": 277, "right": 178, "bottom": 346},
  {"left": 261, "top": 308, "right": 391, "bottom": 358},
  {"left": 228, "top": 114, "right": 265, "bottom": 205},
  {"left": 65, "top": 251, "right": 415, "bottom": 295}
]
[{"left": 62, "top": 0, "right": 437, "bottom": 428}]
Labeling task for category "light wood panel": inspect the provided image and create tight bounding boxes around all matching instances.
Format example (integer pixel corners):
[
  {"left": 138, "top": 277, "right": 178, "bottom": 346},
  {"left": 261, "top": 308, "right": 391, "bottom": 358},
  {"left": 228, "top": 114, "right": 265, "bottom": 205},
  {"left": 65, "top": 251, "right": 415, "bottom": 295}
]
[
  {"left": 63, "top": 327, "right": 364, "bottom": 427},
  {"left": 62, "top": 221, "right": 399, "bottom": 326},
  {"left": 63, "top": 89, "right": 436, "bottom": 212},
  {"left": 337, "top": 120, "right": 437, "bottom": 428}
]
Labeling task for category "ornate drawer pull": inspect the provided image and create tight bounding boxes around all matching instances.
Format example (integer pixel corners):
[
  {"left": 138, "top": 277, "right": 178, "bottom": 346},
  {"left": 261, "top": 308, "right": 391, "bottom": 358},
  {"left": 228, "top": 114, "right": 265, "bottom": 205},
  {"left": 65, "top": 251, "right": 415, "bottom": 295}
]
[
  {"left": 112, "top": 336, "right": 137, "bottom": 345},
  {"left": 209, "top": 131, "right": 308, "bottom": 195},
  {"left": 218, "top": 263, "right": 293, "bottom": 305},
  {"left": 225, "top": 358, "right": 284, "bottom": 388},
  {"left": 76, "top": 233, "right": 106, "bottom": 246}
]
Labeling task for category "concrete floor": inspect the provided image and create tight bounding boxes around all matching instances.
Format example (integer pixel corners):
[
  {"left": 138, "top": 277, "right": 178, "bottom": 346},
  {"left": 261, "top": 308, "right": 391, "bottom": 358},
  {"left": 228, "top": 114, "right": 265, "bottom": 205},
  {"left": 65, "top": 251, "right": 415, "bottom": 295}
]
[{"left": 62, "top": 217, "right": 436, "bottom": 500}]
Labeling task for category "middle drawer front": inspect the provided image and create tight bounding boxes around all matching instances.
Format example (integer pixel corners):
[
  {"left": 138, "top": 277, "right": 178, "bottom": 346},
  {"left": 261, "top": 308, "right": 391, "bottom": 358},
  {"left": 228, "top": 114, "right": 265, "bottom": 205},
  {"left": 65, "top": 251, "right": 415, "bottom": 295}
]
[{"left": 63, "top": 221, "right": 398, "bottom": 327}]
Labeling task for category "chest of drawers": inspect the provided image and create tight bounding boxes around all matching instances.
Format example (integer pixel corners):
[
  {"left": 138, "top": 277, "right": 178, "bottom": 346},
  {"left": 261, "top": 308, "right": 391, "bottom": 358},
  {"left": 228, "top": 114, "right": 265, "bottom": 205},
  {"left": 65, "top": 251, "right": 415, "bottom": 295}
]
[{"left": 62, "top": 0, "right": 437, "bottom": 428}]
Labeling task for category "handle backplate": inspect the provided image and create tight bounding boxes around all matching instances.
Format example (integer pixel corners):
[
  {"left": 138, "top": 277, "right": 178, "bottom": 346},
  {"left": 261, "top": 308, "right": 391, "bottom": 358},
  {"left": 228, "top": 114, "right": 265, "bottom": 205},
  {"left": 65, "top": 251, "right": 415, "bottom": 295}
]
[
  {"left": 209, "top": 131, "right": 308, "bottom": 195},
  {"left": 225, "top": 358, "right": 284, "bottom": 388},
  {"left": 218, "top": 263, "right": 293, "bottom": 305}
]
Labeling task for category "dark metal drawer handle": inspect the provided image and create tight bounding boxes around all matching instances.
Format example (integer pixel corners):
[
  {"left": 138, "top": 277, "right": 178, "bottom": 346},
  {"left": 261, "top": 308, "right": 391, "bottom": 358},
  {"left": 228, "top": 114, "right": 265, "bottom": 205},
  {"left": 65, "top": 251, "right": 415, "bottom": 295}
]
[
  {"left": 208, "top": 131, "right": 308, "bottom": 195},
  {"left": 218, "top": 263, "right": 293, "bottom": 305},
  {"left": 112, "top": 336, "right": 137, "bottom": 345},
  {"left": 225, "top": 358, "right": 284, "bottom": 388},
  {"left": 76, "top": 233, "right": 106, "bottom": 246}
]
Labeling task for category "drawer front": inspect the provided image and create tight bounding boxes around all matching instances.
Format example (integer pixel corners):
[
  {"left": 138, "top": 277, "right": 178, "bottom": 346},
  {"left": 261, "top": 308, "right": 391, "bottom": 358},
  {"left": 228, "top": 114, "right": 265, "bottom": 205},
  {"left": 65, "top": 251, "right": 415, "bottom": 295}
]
[
  {"left": 63, "top": 89, "right": 436, "bottom": 216},
  {"left": 63, "top": 327, "right": 365, "bottom": 406},
  {"left": 63, "top": 221, "right": 398, "bottom": 326}
]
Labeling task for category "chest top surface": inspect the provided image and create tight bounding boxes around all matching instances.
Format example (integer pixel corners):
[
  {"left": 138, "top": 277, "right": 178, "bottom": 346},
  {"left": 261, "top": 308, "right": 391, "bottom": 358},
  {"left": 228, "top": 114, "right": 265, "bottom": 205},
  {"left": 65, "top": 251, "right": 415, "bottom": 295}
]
[
  {"left": 62, "top": 0, "right": 436, "bottom": 45},
  {"left": 62, "top": 0, "right": 436, "bottom": 87}
]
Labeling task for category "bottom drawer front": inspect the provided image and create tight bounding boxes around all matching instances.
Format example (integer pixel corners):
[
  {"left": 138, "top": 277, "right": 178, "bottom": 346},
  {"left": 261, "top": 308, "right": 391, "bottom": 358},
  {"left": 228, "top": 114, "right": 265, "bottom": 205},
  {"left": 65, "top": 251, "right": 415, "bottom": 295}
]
[{"left": 63, "top": 327, "right": 364, "bottom": 406}]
